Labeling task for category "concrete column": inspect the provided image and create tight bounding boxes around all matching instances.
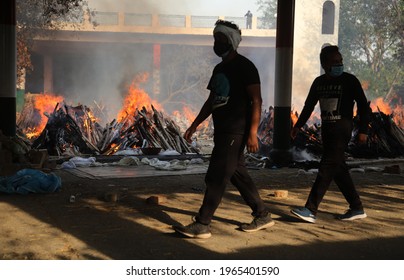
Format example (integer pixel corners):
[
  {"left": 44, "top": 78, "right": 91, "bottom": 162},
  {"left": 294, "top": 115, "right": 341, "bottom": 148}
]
[
  {"left": 118, "top": 12, "right": 124, "bottom": 26},
  {"left": 0, "top": 0, "right": 16, "bottom": 136},
  {"left": 43, "top": 55, "right": 54, "bottom": 93},
  {"left": 153, "top": 44, "right": 161, "bottom": 96},
  {"left": 185, "top": 15, "right": 191, "bottom": 28},
  {"left": 270, "top": 0, "right": 295, "bottom": 166},
  {"left": 252, "top": 16, "right": 258, "bottom": 30},
  {"left": 152, "top": 14, "right": 159, "bottom": 27}
]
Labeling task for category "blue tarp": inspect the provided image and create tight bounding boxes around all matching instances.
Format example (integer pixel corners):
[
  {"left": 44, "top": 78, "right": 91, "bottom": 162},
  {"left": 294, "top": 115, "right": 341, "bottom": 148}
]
[{"left": 0, "top": 169, "right": 62, "bottom": 195}]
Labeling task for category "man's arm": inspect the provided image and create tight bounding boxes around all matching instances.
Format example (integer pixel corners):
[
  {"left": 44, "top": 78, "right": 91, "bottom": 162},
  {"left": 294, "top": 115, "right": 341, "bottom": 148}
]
[
  {"left": 246, "top": 84, "right": 262, "bottom": 153},
  {"left": 291, "top": 81, "right": 318, "bottom": 139},
  {"left": 353, "top": 76, "right": 370, "bottom": 144},
  {"left": 183, "top": 92, "right": 213, "bottom": 143}
]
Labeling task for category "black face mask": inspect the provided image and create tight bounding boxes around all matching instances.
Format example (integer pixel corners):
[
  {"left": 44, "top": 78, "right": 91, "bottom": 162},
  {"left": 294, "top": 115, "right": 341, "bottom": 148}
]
[{"left": 213, "top": 42, "right": 232, "bottom": 57}]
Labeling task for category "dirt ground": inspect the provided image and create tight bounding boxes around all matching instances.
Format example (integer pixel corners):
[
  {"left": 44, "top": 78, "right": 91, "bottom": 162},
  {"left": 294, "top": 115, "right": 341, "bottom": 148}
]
[{"left": 0, "top": 157, "right": 403, "bottom": 260}]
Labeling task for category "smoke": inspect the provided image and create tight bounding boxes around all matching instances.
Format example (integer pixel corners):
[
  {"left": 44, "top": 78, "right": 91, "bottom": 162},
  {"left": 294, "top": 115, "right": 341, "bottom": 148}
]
[
  {"left": 27, "top": 0, "right": 278, "bottom": 125},
  {"left": 52, "top": 43, "right": 153, "bottom": 123},
  {"left": 291, "top": 146, "right": 319, "bottom": 162}
]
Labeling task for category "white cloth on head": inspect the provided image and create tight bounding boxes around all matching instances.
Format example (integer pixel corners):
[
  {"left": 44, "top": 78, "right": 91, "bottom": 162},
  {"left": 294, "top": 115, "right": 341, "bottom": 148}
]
[{"left": 213, "top": 24, "right": 242, "bottom": 50}]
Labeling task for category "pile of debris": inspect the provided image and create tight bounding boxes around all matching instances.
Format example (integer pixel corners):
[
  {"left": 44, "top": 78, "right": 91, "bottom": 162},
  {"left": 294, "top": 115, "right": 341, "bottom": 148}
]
[
  {"left": 16, "top": 93, "right": 404, "bottom": 160},
  {"left": 348, "top": 109, "right": 404, "bottom": 158},
  {"left": 0, "top": 130, "right": 55, "bottom": 176},
  {"left": 29, "top": 102, "right": 199, "bottom": 156},
  {"left": 258, "top": 107, "right": 404, "bottom": 159}
]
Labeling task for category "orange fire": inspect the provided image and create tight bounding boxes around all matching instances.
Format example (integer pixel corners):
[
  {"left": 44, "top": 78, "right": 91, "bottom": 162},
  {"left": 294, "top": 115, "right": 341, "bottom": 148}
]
[
  {"left": 370, "top": 97, "right": 392, "bottom": 114},
  {"left": 26, "top": 93, "right": 64, "bottom": 139},
  {"left": 173, "top": 106, "right": 209, "bottom": 129},
  {"left": 370, "top": 97, "right": 404, "bottom": 127},
  {"left": 117, "top": 73, "right": 162, "bottom": 122},
  {"left": 290, "top": 111, "right": 298, "bottom": 126},
  {"left": 181, "top": 106, "right": 196, "bottom": 126}
]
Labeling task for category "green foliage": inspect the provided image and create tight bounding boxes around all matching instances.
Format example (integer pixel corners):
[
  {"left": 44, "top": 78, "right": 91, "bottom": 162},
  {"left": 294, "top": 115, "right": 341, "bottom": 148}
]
[
  {"left": 16, "top": 0, "right": 94, "bottom": 86},
  {"left": 338, "top": 0, "right": 403, "bottom": 101},
  {"left": 255, "top": 0, "right": 403, "bottom": 102},
  {"left": 256, "top": 0, "right": 277, "bottom": 28}
]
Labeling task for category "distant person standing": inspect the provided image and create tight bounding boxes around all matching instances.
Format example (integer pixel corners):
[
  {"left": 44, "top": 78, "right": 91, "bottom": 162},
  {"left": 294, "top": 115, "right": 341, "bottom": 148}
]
[
  {"left": 290, "top": 45, "right": 370, "bottom": 223},
  {"left": 245, "top": 10, "right": 252, "bottom": 29}
]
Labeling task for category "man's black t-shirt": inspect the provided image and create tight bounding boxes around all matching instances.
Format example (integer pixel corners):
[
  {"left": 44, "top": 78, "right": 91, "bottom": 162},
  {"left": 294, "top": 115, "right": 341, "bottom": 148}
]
[
  {"left": 295, "top": 72, "right": 370, "bottom": 133},
  {"left": 207, "top": 53, "right": 260, "bottom": 135}
]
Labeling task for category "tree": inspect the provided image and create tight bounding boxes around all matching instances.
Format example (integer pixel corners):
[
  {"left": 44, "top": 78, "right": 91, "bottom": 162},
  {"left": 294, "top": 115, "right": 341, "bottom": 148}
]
[
  {"left": 256, "top": 0, "right": 403, "bottom": 102},
  {"left": 256, "top": 0, "right": 277, "bottom": 29},
  {"left": 339, "top": 0, "right": 403, "bottom": 101},
  {"left": 16, "top": 0, "right": 94, "bottom": 87},
  {"left": 160, "top": 45, "right": 217, "bottom": 114}
]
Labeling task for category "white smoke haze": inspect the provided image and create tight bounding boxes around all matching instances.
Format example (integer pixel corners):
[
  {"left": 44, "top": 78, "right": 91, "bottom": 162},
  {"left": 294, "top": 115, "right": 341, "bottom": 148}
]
[
  {"left": 88, "top": 0, "right": 259, "bottom": 17},
  {"left": 52, "top": 42, "right": 154, "bottom": 123},
  {"left": 26, "top": 0, "right": 325, "bottom": 128},
  {"left": 34, "top": 0, "right": 275, "bottom": 125},
  {"left": 291, "top": 146, "right": 319, "bottom": 162}
]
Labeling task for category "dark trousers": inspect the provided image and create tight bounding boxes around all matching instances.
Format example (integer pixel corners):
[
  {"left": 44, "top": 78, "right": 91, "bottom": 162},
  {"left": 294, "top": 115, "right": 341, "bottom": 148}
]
[
  {"left": 196, "top": 133, "right": 269, "bottom": 225},
  {"left": 305, "top": 119, "right": 364, "bottom": 215}
]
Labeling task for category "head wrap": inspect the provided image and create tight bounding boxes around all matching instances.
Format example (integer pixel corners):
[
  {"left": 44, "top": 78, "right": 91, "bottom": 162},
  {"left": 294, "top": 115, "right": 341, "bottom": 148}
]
[{"left": 213, "top": 24, "right": 242, "bottom": 50}]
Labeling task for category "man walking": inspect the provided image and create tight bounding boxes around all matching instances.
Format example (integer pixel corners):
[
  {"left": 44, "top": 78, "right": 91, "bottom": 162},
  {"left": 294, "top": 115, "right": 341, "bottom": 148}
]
[
  {"left": 173, "top": 20, "right": 274, "bottom": 238},
  {"left": 291, "top": 45, "right": 370, "bottom": 223}
]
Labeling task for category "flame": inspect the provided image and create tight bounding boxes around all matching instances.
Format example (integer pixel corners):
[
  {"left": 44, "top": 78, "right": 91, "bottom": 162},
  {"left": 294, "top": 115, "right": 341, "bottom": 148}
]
[
  {"left": 173, "top": 106, "right": 209, "bottom": 129},
  {"left": 370, "top": 97, "right": 403, "bottom": 127},
  {"left": 370, "top": 97, "right": 392, "bottom": 115},
  {"left": 117, "top": 73, "right": 162, "bottom": 122},
  {"left": 26, "top": 93, "right": 64, "bottom": 139},
  {"left": 87, "top": 110, "right": 99, "bottom": 123},
  {"left": 182, "top": 106, "right": 196, "bottom": 125},
  {"left": 290, "top": 111, "right": 298, "bottom": 126}
]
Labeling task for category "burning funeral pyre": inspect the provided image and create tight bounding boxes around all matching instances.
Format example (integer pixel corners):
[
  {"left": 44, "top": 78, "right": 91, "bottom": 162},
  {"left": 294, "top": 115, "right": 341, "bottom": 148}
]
[
  {"left": 258, "top": 98, "right": 404, "bottom": 159},
  {"left": 28, "top": 102, "right": 200, "bottom": 156},
  {"left": 15, "top": 82, "right": 404, "bottom": 160},
  {"left": 16, "top": 77, "right": 211, "bottom": 157}
]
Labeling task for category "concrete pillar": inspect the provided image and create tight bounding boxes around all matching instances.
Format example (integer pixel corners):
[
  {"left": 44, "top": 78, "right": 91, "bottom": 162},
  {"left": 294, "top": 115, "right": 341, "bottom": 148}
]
[
  {"left": 270, "top": 0, "right": 295, "bottom": 166},
  {"left": 185, "top": 15, "right": 191, "bottom": 28},
  {"left": 118, "top": 12, "right": 124, "bottom": 26},
  {"left": 252, "top": 16, "right": 258, "bottom": 30},
  {"left": 0, "top": 0, "right": 16, "bottom": 136},
  {"left": 44, "top": 55, "right": 54, "bottom": 93},
  {"left": 152, "top": 14, "right": 159, "bottom": 27},
  {"left": 153, "top": 44, "right": 161, "bottom": 96}
]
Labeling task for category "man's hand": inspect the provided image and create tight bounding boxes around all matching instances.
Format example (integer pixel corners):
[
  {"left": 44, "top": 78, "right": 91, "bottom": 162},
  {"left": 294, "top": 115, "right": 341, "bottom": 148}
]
[
  {"left": 184, "top": 126, "right": 196, "bottom": 143},
  {"left": 247, "top": 133, "right": 259, "bottom": 153},
  {"left": 358, "top": 133, "right": 368, "bottom": 145},
  {"left": 290, "top": 126, "right": 300, "bottom": 139}
]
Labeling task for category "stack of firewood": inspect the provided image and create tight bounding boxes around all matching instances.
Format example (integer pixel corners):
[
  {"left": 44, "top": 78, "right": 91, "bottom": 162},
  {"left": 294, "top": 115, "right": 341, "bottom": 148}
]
[
  {"left": 31, "top": 103, "right": 99, "bottom": 156},
  {"left": 348, "top": 109, "right": 404, "bottom": 158},
  {"left": 99, "top": 105, "right": 198, "bottom": 155},
  {"left": 257, "top": 108, "right": 404, "bottom": 159},
  {"left": 16, "top": 94, "right": 41, "bottom": 133},
  {"left": 30, "top": 102, "right": 199, "bottom": 156}
]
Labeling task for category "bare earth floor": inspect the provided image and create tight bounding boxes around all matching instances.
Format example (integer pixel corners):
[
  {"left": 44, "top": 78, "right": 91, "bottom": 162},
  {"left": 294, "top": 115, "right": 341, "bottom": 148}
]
[{"left": 0, "top": 159, "right": 403, "bottom": 260}]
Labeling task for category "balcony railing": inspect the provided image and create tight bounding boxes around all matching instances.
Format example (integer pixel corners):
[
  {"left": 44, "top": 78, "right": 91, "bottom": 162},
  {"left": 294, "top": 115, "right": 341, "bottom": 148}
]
[{"left": 89, "top": 12, "right": 273, "bottom": 30}]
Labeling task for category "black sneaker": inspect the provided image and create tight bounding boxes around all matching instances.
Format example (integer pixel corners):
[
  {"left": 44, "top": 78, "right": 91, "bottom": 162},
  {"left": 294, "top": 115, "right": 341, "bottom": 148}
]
[
  {"left": 173, "top": 222, "right": 212, "bottom": 239},
  {"left": 240, "top": 215, "right": 275, "bottom": 232},
  {"left": 338, "top": 209, "right": 367, "bottom": 221}
]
